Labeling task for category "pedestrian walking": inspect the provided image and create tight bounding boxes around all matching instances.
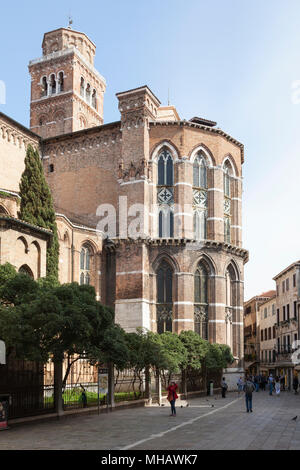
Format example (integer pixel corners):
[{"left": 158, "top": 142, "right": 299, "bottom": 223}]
[
  {"left": 275, "top": 377, "right": 281, "bottom": 396},
  {"left": 261, "top": 374, "right": 267, "bottom": 391},
  {"left": 268, "top": 374, "right": 274, "bottom": 396},
  {"left": 237, "top": 377, "right": 244, "bottom": 396},
  {"left": 293, "top": 375, "right": 299, "bottom": 394},
  {"left": 280, "top": 374, "right": 285, "bottom": 391},
  {"left": 254, "top": 375, "right": 259, "bottom": 392},
  {"left": 221, "top": 377, "right": 228, "bottom": 398},
  {"left": 79, "top": 384, "right": 87, "bottom": 408},
  {"left": 244, "top": 376, "right": 255, "bottom": 413},
  {"left": 167, "top": 381, "right": 178, "bottom": 416}
]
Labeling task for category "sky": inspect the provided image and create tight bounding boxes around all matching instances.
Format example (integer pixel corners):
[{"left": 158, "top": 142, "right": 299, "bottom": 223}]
[{"left": 1, "top": 0, "right": 300, "bottom": 300}]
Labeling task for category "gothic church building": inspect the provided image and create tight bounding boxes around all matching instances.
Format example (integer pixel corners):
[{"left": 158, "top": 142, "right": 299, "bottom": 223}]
[{"left": 0, "top": 27, "right": 248, "bottom": 384}]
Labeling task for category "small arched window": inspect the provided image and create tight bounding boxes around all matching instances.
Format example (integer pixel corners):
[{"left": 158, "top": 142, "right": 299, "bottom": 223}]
[
  {"left": 156, "top": 260, "right": 173, "bottom": 334},
  {"left": 58, "top": 72, "right": 64, "bottom": 92},
  {"left": 18, "top": 264, "right": 34, "bottom": 279},
  {"left": 50, "top": 74, "right": 56, "bottom": 95},
  {"left": 92, "top": 89, "right": 97, "bottom": 109},
  {"left": 86, "top": 83, "right": 91, "bottom": 104},
  {"left": 41, "top": 77, "right": 48, "bottom": 97},
  {"left": 80, "top": 245, "right": 91, "bottom": 285},
  {"left": 80, "top": 77, "right": 85, "bottom": 97},
  {"left": 194, "top": 262, "right": 209, "bottom": 339}
]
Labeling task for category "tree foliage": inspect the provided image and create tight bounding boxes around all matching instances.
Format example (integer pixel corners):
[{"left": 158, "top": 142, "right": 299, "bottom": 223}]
[
  {"left": 0, "top": 267, "right": 128, "bottom": 369},
  {"left": 18, "top": 144, "right": 59, "bottom": 279}
]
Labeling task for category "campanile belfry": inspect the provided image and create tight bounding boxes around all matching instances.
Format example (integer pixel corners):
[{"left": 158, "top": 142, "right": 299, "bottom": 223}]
[{"left": 28, "top": 27, "right": 106, "bottom": 138}]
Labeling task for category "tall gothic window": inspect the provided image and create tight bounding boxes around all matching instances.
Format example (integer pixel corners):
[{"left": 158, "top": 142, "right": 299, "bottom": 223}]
[
  {"left": 156, "top": 260, "right": 173, "bottom": 333},
  {"left": 193, "top": 152, "right": 208, "bottom": 240},
  {"left": 157, "top": 149, "right": 174, "bottom": 237},
  {"left": 80, "top": 245, "right": 91, "bottom": 285},
  {"left": 194, "top": 262, "right": 209, "bottom": 339},
  {"left": 223, "top": 160, "right": 233, "bottom": 244},
  {"left": 225, "top": 264, "right": 236, "bottom": 351}
]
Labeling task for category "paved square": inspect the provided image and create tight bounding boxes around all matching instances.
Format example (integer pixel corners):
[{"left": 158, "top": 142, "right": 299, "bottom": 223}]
[{"left": 1, "top": 391, "right": 300, "bottom": 450}]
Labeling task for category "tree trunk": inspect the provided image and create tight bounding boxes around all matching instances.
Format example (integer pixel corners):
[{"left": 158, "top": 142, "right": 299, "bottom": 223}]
[
  {"left": 54, "top": 360, "right": 63, "bottom": 416},
  {"left": 108, "top": 362, "right": 115, "bottom": 409},
  {"left": 145, "top": 366, "right": 151, "bottom": 403},
  {"left": 155, "top": 368, "right": 162, "bottom": 405}
]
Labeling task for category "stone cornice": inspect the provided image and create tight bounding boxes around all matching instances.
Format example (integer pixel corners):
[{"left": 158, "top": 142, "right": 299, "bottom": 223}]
[
  {"left": 150, "top": 120, "right": 244, "bottom": 163},
  {"left": 0, "top": 215, "right": 52, "bottom": 239},
  {"left": 107, "top": 236, "right": 249, "bottom": 261},
  {"left": 0, "top": 112, "right": 40, "bottom": 145}
]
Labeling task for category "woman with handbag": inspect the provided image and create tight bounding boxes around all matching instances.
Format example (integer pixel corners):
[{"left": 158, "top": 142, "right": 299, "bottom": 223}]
[{"left": 167, "top": 381, "right": 178, "bottom": 416}]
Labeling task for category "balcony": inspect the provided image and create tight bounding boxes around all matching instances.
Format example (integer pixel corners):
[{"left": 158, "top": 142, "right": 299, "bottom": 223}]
[{"left": 276, "top": 317, "right": 298, "bottom": 329}]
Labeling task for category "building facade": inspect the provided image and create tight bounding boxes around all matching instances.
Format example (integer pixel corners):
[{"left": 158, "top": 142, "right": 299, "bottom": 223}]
[
  {"left": 273, "top": 261, "right": 300, "bottom": 389},
  {"left": 243, "top": 291, "right": 276, "bottom": 375},
  {"left": 0, "top": 26, "right": 249, "bottom": 385},
  {"left": 258, "top": 295, "right": 277, "bottom": 377}
]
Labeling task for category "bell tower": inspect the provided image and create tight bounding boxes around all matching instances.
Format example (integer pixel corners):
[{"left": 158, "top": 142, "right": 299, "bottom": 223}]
[{"left": 28, "top": 27, "right": 106, "bottom": 138}]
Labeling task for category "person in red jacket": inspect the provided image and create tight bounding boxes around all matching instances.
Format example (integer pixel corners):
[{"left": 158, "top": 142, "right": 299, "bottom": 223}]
[{"left": 167, "top": 381, "right": 178, "bottom": 416}]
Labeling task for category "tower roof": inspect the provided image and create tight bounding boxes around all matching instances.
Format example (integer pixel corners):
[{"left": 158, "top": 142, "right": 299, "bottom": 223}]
[{"left": 42, "top": 27, "right": 96, "bottom": 48}]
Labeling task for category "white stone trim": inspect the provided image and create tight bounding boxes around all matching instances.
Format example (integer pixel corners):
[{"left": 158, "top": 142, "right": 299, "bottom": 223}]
[
  {"left": 209, "top": 319, "right": 226, "bottom": 323},
  {"left": 232, "top": 322, "right": 243, "bottom": 325},
  {"left": 231, "top": 225, "right": 242, "bottom": 230},
  {"left": 207, "top": 217, "right": 223, "bottom": 221},
  {"left": 151, "top": 141, "right": 179, "bottom": 162},
  {"left": 174, "top": 301, "right": 194, "bottom": 305},
  {"left": 207, "top": 188, "right": 223, "bottom": 193},
  {"left": 174, "top": 212, "right": 192, "bottom": 217},
  {"left": 190, "top": 145, "right": 213, "bottom": 166},
  {"left": 175, "top": 272, "right": 194, "bottom": 276},
  {"left": 173, "top": 319, "right": 194, "bottom": 322},
  {"left": 116, "top": 270, "right": 145, "bottom": 275},
  {"left": 232, "top": 197, "right": 242, "bottom": 202},
  {"left": 174, "top": 182, "right": 193, "bottom": 187},
  {"left": 120, "top": 179, "right": 148, "bottom": 186},
  {"left": 115, "top": 298, "right": 150, "bottom": 304}
]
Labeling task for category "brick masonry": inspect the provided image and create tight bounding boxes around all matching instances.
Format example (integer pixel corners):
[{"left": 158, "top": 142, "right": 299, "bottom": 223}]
[{"left": 0, "top": 26, "right": 249, "bottom": 382}]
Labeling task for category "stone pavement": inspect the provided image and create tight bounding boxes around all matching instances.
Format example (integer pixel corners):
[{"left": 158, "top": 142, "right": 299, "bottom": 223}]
[{"left": 1, "top": 390, "right": 300, "bottom": 450}]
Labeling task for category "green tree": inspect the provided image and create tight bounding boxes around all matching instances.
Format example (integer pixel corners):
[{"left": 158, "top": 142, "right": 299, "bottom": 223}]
[
  {"left": 18, "top": 144, "right": 59, "bottom": 279},
  {"left": 179, "top": 330, "right": 209, "bottom": 371},
  {"left": 206, "top": 343, "right": 234, "bottom": 369},
  {"left": 0, "top": 273, "right": 129, "bottom": 385}
]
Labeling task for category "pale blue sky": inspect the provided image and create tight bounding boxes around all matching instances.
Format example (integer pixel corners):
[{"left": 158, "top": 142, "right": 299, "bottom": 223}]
[{"left": 1, "top": 0, "right": 300, "bottom": 299}]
